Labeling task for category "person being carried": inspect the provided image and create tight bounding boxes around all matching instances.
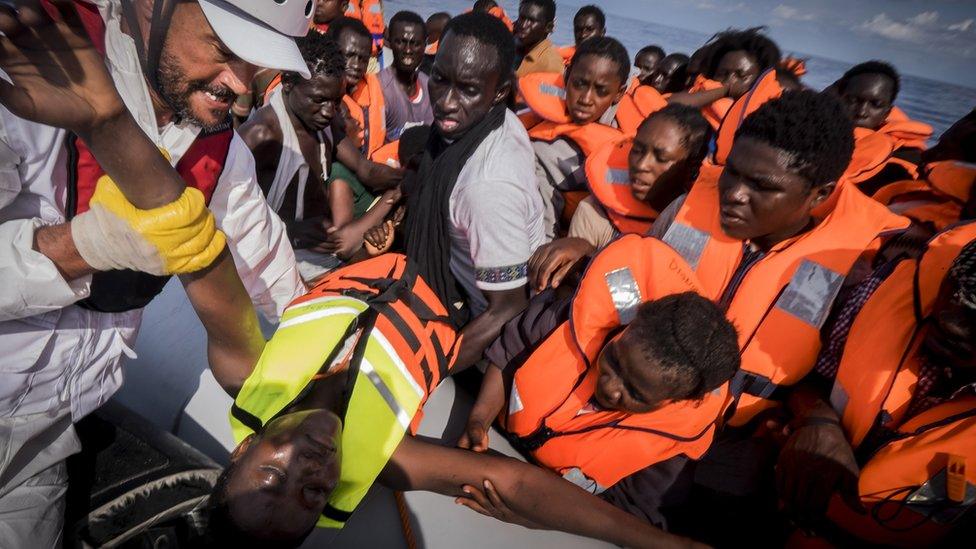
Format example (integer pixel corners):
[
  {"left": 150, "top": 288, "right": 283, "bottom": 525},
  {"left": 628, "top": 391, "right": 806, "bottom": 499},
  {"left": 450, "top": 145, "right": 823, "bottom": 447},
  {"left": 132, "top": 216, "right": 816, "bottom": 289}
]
[
  {"left": 240, "top": 33, "right": 399, "bottom": 280},
  {"left": 872, "top": 109, "right": 976, "bottom": 232},
  {"left": 777, "top": 226, "right": 976, "bottom": 547},
  {"left": 529, "top": 104, "right": 712, "bottom": 292},
  {"left": 462, "top": 234, "right": 741, "bottom": 528},
  {"left": 193, "top": 250, "right": 707, "bottom": 548},
  {"left": 557, "top": 5, "right": 607, "bottom": 66},
  {"left": 420, "top": 11, "right": 451, "bottom": 75},
  {"left": 379, "top": 11, "right": 435, "bottom": 142},
  {"left": 513, "top": 0, "right": 564, "bottom": 77},
  {"left": 520, "top": 36, "right": 641, "bottom": 239},
  {"left": 831, "top": 61, "right": 934, "bottom": 194}
]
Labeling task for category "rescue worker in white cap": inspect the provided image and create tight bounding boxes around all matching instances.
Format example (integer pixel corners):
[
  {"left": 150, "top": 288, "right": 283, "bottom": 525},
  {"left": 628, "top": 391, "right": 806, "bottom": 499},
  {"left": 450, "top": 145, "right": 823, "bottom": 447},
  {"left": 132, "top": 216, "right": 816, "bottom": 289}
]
[{"left": 0, "top": 0, "right": 383, "bottom": 544}]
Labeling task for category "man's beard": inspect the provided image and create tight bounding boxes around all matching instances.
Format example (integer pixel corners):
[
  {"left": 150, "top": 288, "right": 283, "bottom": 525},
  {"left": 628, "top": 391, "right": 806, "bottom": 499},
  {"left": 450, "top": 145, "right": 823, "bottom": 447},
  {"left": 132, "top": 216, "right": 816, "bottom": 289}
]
[{"left": 157, "top": 50, "right": 235, "bottom": 131}]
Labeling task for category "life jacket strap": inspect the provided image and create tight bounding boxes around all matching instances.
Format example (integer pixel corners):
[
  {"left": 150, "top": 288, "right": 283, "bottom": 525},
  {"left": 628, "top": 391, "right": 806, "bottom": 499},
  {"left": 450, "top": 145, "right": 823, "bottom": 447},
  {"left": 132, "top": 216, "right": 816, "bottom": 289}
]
[{"left": 729, "top": 370, "right": 791, "bottom": 401}]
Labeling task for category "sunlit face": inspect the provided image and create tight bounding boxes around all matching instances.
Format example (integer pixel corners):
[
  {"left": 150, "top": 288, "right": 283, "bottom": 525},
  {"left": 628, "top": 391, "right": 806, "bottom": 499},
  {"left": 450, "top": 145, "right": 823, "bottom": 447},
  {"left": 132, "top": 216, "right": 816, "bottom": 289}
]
[
  {"left": 514, "top": 3, "right": 553, "bottom": 51},
  {"left": 428, "top": 32, "right": 509, "bottom": 140},
  {"left": 223, "top": 409, "right": 343, "bottom": 541},
  {"left": 335, "top": 29, "right": 372, "bottom": 91},
  {"left": 565, "top": 54, "right": 626, "bottom": 125},
  {"left": 713, "top": 50, "right": 760, "bottom": 100},
  {"left": 628, "top": 116, "right": 693, "bottom": 206},
  {"left": 594, "top": 332, "right": 680, "bottom": 414},
  {"left": 573, "top": 13, "right": 604, "bottom": 45},
  {"left": 284, "top": 73, "right": 344, "bottom": 133},
  {"left": 718, "top": 137, "right": 832, "bottom": 247},
  {"left": 840, "top": 73, "right": 895, "bottom": 130},
  {"left": 155, "top": 1, "right": 256, "bottom": 130},
  {"left": 635, "top": 50, "right": 663, "bottom": 85},
  {"left": 389, "top": 21, "right": 426, "bottom": 74}
]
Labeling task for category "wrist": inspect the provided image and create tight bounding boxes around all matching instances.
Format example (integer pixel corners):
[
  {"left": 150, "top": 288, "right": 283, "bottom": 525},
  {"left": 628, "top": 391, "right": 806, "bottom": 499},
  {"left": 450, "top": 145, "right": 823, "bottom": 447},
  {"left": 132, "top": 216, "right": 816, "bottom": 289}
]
[{"left": 34, "top": 223, "right": 95, "bottom": 280}]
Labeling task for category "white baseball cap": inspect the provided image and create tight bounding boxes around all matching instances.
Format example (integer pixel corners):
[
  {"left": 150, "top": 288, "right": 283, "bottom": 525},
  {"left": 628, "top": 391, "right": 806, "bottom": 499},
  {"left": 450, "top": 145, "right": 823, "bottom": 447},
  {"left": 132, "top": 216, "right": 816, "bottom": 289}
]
[{"left": 198, "top": 0, "right": 314, "bottom": 79}]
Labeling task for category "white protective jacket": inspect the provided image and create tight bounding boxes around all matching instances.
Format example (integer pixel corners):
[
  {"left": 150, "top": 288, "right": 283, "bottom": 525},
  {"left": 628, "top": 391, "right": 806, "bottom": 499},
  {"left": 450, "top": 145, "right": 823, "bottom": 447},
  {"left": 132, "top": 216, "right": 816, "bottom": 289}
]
[{"left": 0, "top": 0, "right": 304, "bottom": 422}]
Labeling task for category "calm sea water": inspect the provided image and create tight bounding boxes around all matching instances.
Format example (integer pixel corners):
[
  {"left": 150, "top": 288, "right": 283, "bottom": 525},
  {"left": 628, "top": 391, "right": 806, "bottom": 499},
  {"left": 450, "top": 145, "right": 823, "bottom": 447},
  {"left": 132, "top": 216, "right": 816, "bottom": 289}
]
[{"left": 386, "top": 0, "right": 976, "bottom": 140}]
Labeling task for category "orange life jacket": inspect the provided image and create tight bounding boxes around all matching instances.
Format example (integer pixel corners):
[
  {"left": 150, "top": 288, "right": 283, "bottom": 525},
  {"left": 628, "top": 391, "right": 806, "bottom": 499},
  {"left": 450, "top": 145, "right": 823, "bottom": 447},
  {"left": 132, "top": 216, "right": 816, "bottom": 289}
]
[
  {"left": 424, "top": 40, "right": 439, "bottom": 56},
  {"left": 57, "top": 1, "right": 233, "bottom": 314},
  {"left": 519, "top": 72, "right": 645, "bottom": 135},
  {"left": 558, "top": 44, "right": 575, "bottom": 66},
  {"left": 503, "top": 235, "right": 732, "bottom": 491},
  {"left": 344, "top": 1, "right": 362, "bottom": 20},
  {"left": 689, "top": 75, "right": 734, "bottom": 130},
  {"left": 625, "top": 76, "right": 641, "bottom": 95},
  {"left": 662, "top": 170, "right": 910, "bottom": 426},
  {"left": 262, "top": 73, "right": 283, "bottom": 106},
  {"left": 879, "top": 106, "right": 933, "bottom": 151},
  {"left": 714, "top": 69, "right": 782, "bottom": 166},
  {"left": 780, "top": 56, "right": 807, "bottom": 77},
  {"left": 872, "top": 160, "right": 976, "bottom": 231},
  {"left": 359, "top": 0, "right": 385, "bottom": 56},
  {"left": 629, "top": 84, "right": 669, "bottom": 120},
  {"left": 370, "top": 139, "right": 400, "bottom": 167},
  {"left": 584, "top": 136, "right": 660, "bottom": 235},
  {"left": 261, "top": 253, "right": 460, "bottom": 434},
  {"left": 489, "top": 5, "right": 514, "bottom": 31},
  {"left": 343, "top": 73, "right": 386, "bottom": 159},
  {"left": 823, "top": 221, "right": 976, "bottom": 546}
]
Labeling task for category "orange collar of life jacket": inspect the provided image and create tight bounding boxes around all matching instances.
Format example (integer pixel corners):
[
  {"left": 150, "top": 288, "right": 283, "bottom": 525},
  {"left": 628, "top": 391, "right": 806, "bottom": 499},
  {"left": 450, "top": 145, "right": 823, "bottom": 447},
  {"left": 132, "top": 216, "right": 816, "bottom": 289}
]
[
  {"left": 344, "top": 73, "right": 386, "bottom": 158},
  {"left": 584, "top": 136, "right": 659, "bottom": 234},
  {"left": 714, "top": 69, "right": 783, "bottom": 166},
  {"left": 878, "top": 106, "right": 933, "bottom": 150},
  {"left": 664, "top": 169, "right": 910, "bottom": 425},
  {"left": 504, "top": 235, "right": 731, "bottom": 490},
  {"left": 519, "top": 72, "right": 648, "bottom": 138},
  {"left": 690, "top": 76, "right": 733, "bottom": 130}
]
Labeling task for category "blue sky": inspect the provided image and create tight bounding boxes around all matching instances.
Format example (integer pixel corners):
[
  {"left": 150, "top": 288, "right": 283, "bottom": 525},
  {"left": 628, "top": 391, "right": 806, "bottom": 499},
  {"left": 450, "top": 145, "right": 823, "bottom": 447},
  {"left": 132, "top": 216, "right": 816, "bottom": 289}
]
[{"left": 588, "top": 0, "right": 976, "bottom": 87}]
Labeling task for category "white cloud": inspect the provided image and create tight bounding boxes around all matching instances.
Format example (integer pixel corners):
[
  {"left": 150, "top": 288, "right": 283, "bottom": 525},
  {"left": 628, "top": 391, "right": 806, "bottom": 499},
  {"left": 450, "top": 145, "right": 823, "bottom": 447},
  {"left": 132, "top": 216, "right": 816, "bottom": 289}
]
[
  {"left": 695, "top": 0, "right": 747, "bottom": 14},
  {"left": 773, "top": 4, "right": 816, "bottom": 22},
  {"left": 948, "top": 18, "right": 974, "bottom": 32},
  {"left": 860, "top": 13, "right": 925, "bottom": 42},
  {"left": 908, "top": 11, "right": 939, "bottom": 27}
]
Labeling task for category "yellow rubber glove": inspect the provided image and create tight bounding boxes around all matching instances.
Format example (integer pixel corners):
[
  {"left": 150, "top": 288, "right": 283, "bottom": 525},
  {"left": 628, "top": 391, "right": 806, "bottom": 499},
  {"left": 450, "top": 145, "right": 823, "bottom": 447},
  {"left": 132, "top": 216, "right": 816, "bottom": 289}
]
[{"left": 71, "top": 175, "right": 226, "bottom": 275}]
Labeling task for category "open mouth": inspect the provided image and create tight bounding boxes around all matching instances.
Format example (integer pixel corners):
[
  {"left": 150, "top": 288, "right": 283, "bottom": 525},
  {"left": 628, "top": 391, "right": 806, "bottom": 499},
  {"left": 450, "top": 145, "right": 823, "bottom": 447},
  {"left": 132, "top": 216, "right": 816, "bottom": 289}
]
[{"left": 200, "top": 89, "right": 234, "bottom": 109}]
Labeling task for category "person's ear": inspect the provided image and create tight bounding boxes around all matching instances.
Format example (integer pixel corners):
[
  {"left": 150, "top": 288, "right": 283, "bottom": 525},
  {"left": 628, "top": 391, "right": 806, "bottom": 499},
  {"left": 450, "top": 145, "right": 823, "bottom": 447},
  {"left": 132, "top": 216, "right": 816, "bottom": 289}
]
[
  {"left": 493, "top": 75, "right": 513, "bottom": 106},
  {"left": 809, "top": 180, "right": 836, "bottom": 209},
  {"left": 229, "top": 435, "right": 256, "bottom": 464}
]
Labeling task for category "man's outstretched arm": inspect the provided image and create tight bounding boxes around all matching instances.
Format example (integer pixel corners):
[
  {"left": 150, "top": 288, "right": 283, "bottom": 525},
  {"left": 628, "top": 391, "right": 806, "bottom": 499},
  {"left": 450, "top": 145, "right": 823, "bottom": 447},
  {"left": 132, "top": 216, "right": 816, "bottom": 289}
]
[{"left": 380, "top": 436, "right": 703, "bottom": 549}]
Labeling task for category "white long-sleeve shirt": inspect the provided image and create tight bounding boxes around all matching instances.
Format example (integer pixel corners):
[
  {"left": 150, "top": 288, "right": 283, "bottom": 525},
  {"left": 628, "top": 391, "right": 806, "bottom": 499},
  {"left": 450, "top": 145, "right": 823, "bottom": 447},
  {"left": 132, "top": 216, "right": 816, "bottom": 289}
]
[{"left": 0, "top": 0, "right": 304, "bottom": 421}]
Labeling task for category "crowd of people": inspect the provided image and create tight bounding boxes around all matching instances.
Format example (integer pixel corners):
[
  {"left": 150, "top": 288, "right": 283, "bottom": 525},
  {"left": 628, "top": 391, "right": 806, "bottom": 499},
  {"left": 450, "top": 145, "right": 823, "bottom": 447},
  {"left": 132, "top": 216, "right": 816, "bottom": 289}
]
[{"left": 0, "top": 0, "right": 973, "bottom": 547}]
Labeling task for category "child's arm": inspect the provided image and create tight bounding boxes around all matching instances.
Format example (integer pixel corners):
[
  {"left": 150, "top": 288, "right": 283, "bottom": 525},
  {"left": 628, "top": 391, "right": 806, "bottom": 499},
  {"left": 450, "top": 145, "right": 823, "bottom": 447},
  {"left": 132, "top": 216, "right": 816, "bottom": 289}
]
[{"left": 324, "top": 186, "right": 401, "bottom": 260}]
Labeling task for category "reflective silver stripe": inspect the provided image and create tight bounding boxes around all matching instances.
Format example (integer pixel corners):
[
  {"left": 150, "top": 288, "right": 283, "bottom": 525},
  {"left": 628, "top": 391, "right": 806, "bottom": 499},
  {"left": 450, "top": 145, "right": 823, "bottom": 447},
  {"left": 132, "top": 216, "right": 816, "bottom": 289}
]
[
  {"left": 775, "top": 260, "right": 844, "bottom": 329},
  {"left": 605, "top": 168, "right": 630, "bottom": 185},
  {"left": 539, "top": 82, "right": 566, "bottom": 99},
  {"left": 829, "top": 382, "right": 849, "bottom": 418},
  {"left": 605, "top": 267, "right": 642, "bottom": 324},
  {"left": 661, "top": 222, "right": 709, "bottom": 270},
  {"left": 562, "top": 467, "right": 606, "bottom": 495},
  {"left": 509, "top": 382, "right": 524, "bottom": 415},
  {"left": 277, "top": 306, "right": 363, "bottom": 330},
  {"left": 359, "top": 359, "right": 412, "bottom": 429}
]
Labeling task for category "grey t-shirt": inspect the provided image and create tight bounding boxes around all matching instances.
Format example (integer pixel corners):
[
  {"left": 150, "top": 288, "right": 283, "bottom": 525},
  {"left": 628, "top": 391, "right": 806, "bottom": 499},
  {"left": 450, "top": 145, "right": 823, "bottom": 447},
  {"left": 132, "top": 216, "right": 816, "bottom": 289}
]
[{"left": 378, "top": 67, "right": 434, "bottom": 142}]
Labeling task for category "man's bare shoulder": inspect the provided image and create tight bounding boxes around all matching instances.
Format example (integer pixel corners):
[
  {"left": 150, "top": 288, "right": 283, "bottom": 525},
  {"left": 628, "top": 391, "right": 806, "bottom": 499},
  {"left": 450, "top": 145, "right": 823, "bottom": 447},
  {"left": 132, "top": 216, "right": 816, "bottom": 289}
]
[{"left": 238, "top": 104, "right": 283, "bottom": 167}]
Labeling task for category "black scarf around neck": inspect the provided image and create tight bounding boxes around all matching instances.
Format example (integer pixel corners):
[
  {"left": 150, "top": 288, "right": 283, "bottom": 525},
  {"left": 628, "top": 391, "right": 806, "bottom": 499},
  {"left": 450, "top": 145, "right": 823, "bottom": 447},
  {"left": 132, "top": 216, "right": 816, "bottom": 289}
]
[{"left": 402, "top": 104, "right": 508, "bottom": 329}]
